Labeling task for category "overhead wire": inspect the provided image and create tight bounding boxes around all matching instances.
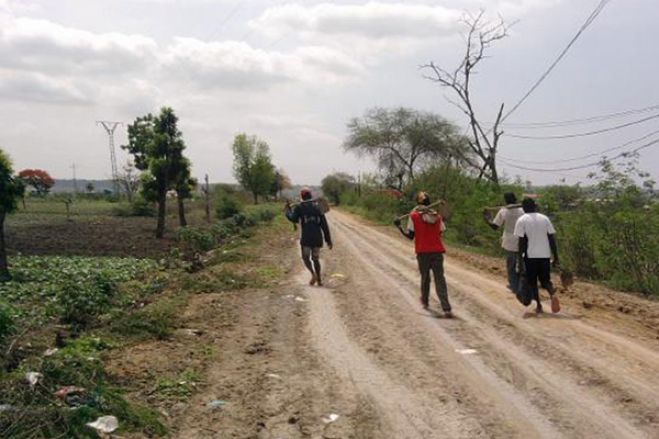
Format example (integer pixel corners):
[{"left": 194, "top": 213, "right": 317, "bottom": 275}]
[
  {"left": 499, "top": 136, "right": 659, "bottom": 172},
  {"left": 204, "top": 0, "right": 246, "bottom": 41},
  {"left": 505, "top": 113, "right": 659, "bottom": 140},
  {"left": 497, "top": 0, "right": 613, "bottom": 126},
  {"left": 500, "top": 103, "right": 659, "bottom": 129},
  {"left": 499, "top": 128, "right": 659, "bottom": 164}
]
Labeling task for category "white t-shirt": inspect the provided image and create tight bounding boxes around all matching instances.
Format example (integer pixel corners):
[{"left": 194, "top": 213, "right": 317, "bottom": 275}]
[
  {"left": 493, "top": 206, "right": 524, "bottom": 252},
  {"left": 513, "top": 212, "right": 556, "bottom": 259}
]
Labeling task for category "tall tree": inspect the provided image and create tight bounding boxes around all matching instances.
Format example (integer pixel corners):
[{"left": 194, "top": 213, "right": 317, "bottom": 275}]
[
  {"left": 270, "top": 168, "right": 292, "bottom": 201},
  {"left": 18, "top": 169, "right": 55, "bottom": 196},
  {"left": 0, "top": 150, "right": 25, "bottom": 281},
  {"left": 122, "top": 107, "right": 188, "bottom": 238},
  {"left": 231, "top": 134, "right": 276, "bottom": 204},
  {"left": 422, "top": 11, "right": 511, "bottom": 185},
  {"left": 321, "top": 172, "right": 355, "bottom": 205},
  {"left": 344, "top": 107, "right": 470, "bottom": 190},
  {"left": 174, "top": 157, "right": 197, "bottom": 227}
]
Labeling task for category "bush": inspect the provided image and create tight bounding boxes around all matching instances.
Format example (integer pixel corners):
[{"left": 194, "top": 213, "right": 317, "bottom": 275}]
[
  {"left": 55, "top": 274, "right": 116, "bottom": 327},
  {"left": 0, "top": 301, "right": 15, "bottom": 344},
  {"left": 113, "top": 197, "right": 155, "bottom": 217},
  {"left": 244, "top": 205, "right": 278, "bottom": 223},
  {"left": 178, "top": 227, "right": 215, "bottom": 253},
  {"left": 215, "top": 194, "right": 243, "bottom": 219}
]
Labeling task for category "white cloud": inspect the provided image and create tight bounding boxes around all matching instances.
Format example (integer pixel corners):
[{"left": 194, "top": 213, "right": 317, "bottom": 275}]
[
  {"left": 0, "top": 69, "right": 91, "bottom": 104},
  {"left": 0, "top": 17, "right": 158, "bottom": 76},
  {"left": 252, "top": 2, "right": 462, "bottom": 40},
  {"left": 162, "top": 37, "right": 364, "bottom": 89}
]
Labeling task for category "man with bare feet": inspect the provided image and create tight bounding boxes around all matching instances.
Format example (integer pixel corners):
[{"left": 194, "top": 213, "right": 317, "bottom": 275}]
[
  {"left": 394, "top": 191, "right": 453, "bottom": 318},
  {"left": 514, "top": 197, "right": 561, "bottom": 314},
  {"left": 285, "top": 187, "right": 333, "bottom": 286}
]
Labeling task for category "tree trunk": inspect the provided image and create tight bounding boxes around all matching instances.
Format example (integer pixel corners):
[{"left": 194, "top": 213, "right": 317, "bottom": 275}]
[
  {"left": 177, "top": 194, "right": 187, "bottom": 227},
  {"left": 156, "top": 186, "right": 167, "bottom": 239},
  {"left": 0, "top": 212, "right": 10, "bottom": 282},
  {"left": 253, "top": 192, "right": 258, "bottom": 204}
]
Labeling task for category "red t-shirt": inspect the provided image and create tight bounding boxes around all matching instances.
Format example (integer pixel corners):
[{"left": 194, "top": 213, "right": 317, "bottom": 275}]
[{"left": 407, "top": 210, "right": 446, "bottom": 254}]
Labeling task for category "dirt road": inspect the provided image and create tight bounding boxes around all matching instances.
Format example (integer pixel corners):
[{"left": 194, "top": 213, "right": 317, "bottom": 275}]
[{"left": 163, "top": 210, "right": 659, "bottom": 438}]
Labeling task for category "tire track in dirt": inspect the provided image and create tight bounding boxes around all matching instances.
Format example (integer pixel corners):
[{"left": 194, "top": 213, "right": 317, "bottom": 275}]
[
  {"left": 334, "top": 213, "right": 659, "bottom": 410},
  {"left": 325, "top": 210, "right": 657, "bottom": 438}
]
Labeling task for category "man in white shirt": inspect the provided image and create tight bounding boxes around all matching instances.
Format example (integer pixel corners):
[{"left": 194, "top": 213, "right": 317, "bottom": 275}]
[
  {"left": 513, "top": 197, "right": 560, "bottom": 313},
  {"left": 484, "top": 192, "right": 524, "bottom": 293}
]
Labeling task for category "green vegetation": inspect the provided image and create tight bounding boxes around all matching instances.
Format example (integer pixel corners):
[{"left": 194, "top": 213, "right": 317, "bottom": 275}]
[
  {"left": 122, "top": 107, "right": 193, "bottom": 238},
  {"left": 231, "top": 133, "right": 277, "bottom": 204},
  {"left": 330, "top": 154, "right": 659, "bottom": 296}
]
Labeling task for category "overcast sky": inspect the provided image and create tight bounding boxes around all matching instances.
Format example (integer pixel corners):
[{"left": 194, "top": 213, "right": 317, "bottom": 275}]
[{"left": 1, "top": 0, "right": 657, "bottom": 186}]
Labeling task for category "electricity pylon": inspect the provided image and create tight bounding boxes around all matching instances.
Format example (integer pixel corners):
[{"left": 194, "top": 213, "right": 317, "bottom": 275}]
[{"left": 96, "top": 121, "right": 123, "bottom": 195}]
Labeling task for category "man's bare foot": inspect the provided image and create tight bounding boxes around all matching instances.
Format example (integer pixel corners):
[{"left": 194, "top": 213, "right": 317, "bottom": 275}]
[
  {"left": 309, "top": 275, "right": 317, "bottom": 286},
  {"left": 316, "top": 278, "right": 323, "bottom": 287},
  {"left": 536, "top": 305, "right": 544, "bottom": 314},
  {"left": 444, "top": 311, "right": 454, "bottom": 319},
  {"left": 420, "top": 297, "right": 429, "bottom": 310}
]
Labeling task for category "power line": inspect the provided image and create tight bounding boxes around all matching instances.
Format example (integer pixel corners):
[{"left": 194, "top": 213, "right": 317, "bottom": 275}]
[
  {"left": 499, "top": 136, "right": 659, "bottom": 172},
  {"left": 499, "top": 0, "right": 613, "bottom": 124},
  {"left": 499, "top": 128, "right": 659, "bottom": 164},
  {"left": 204, "top": 0, "right": 245, "bottom": 41},
  {"left": 501, "top": 103, "right": 659, "bottom": 129},
  {"left": 506, "top": 113, "right": 659, "bottom": 140}
]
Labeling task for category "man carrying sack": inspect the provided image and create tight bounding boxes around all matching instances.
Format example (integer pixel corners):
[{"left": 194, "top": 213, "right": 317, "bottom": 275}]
[
  {"left": 394, "top": 192, "right": 453, "bottom": 318},
  {"left": 285, "top": 187, "right": 333, "bottom": 286},
  {"left": 514, "top": 197, "right": 561, "bottom": 314}
]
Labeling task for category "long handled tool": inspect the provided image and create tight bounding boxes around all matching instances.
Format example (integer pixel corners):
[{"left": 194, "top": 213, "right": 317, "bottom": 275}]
[{"left": 394, "top": 200, "right": 447, "bottom": 222}]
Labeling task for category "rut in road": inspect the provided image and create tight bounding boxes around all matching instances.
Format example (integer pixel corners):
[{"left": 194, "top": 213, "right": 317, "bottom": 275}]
[{"left": 303, "top": 210, "right": 659, "bottom": 439}]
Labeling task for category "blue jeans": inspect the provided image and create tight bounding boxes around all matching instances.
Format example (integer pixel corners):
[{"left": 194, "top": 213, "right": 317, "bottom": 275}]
[{"left": 506, "top": 251, "right": 519, "bottom": 293}]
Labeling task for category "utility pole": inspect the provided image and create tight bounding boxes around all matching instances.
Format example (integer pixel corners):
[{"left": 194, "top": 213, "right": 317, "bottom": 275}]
[
  {"left": 203, "top": 174, "right": 211, "bottom": 223},
  {"left": 96, "top": 121, "right": 123, "bottom": 195},
  {"left": 71, "top": 163, "right": 78, "bottom": 195}
]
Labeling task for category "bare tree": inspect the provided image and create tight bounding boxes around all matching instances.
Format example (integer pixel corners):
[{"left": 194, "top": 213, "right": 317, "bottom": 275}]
[
  {"left": 117, "top": 160, "right": 141, "bottom": 202},
  {"left": 422, "top": 11, "right": 512, "bottom": 185}
]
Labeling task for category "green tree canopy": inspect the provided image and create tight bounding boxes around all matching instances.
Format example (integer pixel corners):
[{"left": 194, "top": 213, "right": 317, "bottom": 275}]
[
  {"left": 231, "top": 134, "right": 276, "bottom": 204},
  {"left": 0, "top": 149, "right": 25, "bottom": 280},
  {"left": 321, "top": 172, "right": 355, "bottom": 205},
  {"left": 122, "top": 107, "right": 189, "bottom": 238},
  {"left": 344, "top": 107, "right": 471, "bottom": 190}
]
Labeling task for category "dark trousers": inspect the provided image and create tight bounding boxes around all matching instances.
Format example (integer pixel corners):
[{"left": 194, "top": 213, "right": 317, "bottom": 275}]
[
  {"left": 416, "top": 252, "right": 451, "bottom": 312},
  {"left": 505, "top": 251, "right": 519, "bottom": 292},
  {"left": 524, "top": 258, "right": 555, "bottom": 304}
]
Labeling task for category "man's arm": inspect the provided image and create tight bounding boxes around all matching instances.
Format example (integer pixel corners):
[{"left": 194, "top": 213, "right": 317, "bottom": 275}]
[
  {"left": 548, "top": 234, "right": 559, "bottom": 267},
  {"left": 483, "top": 209, "right": 500, "bottom": 231},
  {"left": 393, "top": 218, "right": 414, "bottom": 240},
  {"left": 320, "top": 214, "right": 333, "bottom": 249},
  {"left": 284, "top": 204, "right": 299, "bottom": 224}
]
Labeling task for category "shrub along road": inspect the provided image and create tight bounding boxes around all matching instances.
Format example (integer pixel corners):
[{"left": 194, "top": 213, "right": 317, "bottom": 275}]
[{"left": 121, "top": 210, "right": 659, "bottom": 438}]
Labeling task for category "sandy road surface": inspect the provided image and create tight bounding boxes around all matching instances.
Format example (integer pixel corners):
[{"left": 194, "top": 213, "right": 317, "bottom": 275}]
[
  {"left": 159, "top": 210, "right": 658, "bottom": 438},
  {"left": 303, "top": 209, "right": 659, "bottom": 438}
]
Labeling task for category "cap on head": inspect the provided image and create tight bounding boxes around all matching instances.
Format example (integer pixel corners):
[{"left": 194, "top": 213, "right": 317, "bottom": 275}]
[
  {"left": 522, "top": 197, "right": 536, "bottom": 213},
  {"left": 416, "top": 191, "right": 431, "bottom": 206},
  {"left": 300, "top": 187, "right": 312, "bottom": 201},
  {"left": 504, "top": 192, "right": 517, "bottom": 205}
]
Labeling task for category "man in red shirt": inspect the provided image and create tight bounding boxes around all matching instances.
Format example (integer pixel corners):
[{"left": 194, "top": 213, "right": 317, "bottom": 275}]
[{"left": 394, "top": 192, "right": 453, "bottom": 318}]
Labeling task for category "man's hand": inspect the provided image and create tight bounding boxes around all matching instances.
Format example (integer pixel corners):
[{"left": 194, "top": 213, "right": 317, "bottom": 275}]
[
  {"left": 393, "top": 218, "right": 401, "bottom": 227},
  {"left": 552, "top": 258, "right": 561, "bottom": 269}
]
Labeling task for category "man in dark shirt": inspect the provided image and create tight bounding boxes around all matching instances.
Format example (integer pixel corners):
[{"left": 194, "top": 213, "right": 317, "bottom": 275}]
[{"left": 285, "top": 188, "right": 333, "bottom": 286}]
